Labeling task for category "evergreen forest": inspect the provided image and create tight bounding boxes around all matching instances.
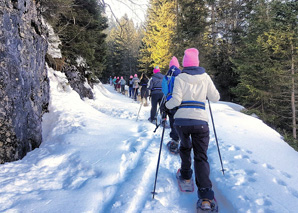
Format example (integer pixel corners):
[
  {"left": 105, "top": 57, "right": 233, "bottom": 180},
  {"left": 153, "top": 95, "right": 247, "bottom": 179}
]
[{"left": 40, "top": 0, "right": 298, "bottom": 150}]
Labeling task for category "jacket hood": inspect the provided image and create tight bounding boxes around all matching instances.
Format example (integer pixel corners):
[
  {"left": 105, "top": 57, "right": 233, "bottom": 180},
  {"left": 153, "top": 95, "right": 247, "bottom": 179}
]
[
  {"left": 179, "top": 66, "right": 207, "bottom": 84},
  {"left": 182, "top": 66, "right": 205, "bottom": 75}
]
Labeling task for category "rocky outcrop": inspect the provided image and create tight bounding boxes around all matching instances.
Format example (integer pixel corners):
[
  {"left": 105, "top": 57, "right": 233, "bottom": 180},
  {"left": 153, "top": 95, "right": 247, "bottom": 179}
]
[
  {"left": 0, "top": 0, "right": 49, "bottom": 163},
  {"left": 64, "top": 65, "right": 94, "bottom": 99}
]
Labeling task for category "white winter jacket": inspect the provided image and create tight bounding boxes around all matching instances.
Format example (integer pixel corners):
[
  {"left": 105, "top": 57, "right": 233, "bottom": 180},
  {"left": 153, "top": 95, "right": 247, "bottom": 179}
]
[{"left": 165, "top": 67, "right": 220, "bottom": 123}]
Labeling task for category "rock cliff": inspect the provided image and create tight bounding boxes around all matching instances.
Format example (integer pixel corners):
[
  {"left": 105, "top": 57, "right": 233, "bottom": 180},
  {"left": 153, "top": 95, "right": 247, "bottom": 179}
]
[{"left": 0, "top": 0, "right": 49, "bottom": 163}]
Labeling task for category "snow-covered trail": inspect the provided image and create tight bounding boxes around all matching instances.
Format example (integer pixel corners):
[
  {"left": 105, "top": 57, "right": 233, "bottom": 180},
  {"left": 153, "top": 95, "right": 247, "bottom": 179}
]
[
  {"left": 89, "top": 84, "right": 232, "bottom": 213},
  {"left": 1, "top": 70, "right": 298, "bottom": 213}
]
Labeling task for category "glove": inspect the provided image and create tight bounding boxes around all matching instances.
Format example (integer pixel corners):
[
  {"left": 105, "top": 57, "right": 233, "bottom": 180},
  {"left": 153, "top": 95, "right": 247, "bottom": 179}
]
[{"left": 161, "top": 101, "right": 170, "bottom": 115}]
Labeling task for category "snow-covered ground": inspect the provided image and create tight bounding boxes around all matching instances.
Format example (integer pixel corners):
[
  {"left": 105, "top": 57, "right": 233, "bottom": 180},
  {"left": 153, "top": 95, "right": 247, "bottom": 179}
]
[{"left": 1, "top": 68, "right": 298, "bottom": 213}]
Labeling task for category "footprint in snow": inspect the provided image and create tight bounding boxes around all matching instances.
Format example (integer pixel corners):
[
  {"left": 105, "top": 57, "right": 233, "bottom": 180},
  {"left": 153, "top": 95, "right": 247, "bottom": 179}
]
[
  {"left": 262, "top": 163, "right": 274, "bottom": 170},
  {"left": 279, "top": 170, "right": 292, "bottom": 179},
  {"left": 288, "top": 187, "right": 298, "bottom": 198},
  {"left": 273, "top": 178, "right": 287, "bottom": 187}
]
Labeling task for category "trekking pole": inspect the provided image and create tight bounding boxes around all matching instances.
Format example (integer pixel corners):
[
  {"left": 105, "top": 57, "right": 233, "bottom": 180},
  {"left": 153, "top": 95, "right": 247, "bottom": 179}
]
[
  {"left": 207, "top": 99, "right": 225, "bottom": 175},
  {"left": 153, "top": 96, "right": 166, "bottom": 132},
  {"left": 151, "top": 113, "right": 167, "bottom": 199},
  {"left": 136, "top": 102, "right": 143, "bottom": 121},
  {"left": 134, "top": 88, "right": 137, "bottom": 100}
]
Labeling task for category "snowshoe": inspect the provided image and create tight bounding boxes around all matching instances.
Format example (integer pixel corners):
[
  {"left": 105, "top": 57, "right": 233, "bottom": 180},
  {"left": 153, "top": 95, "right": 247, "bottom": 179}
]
[
  {"left": 196, "top": 198, "right": 218, "bottom": 213},
  {"left": 176, "top": 169, "right": 194, "bottom": 192},
  {"left": 148, "top": 117, "right": 157, "bottom": 125},
  {"left": 167, "top": 140, "right": 179, "bottom": 155}
]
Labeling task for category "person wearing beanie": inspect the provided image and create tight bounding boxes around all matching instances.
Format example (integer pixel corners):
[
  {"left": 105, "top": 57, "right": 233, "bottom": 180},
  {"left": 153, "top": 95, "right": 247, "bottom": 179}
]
[
  {"left": 132, "top": 74, "right": 140, "bottom": 101},
  {"left": 161, "top": 56, "right": 181, "bottom": 154},
  {"left": 129, "top": 75, "right": 134, "bottom": 98},
  {"left": 153, "top": 66, "right": 160, "bottom": 74},
  {"left": 165, "top": 48, "right": 220, "bottom": 211},
  {"left": 139, "top": 73, "right": 150, "bottom": 106},
  {"left": 116, "top": 76, "right": 121, "bottom": 92},
  {"left": 112, "top": 76, "right": 117, "bottom": 90},
  {"left": 147, "top": 66, "right": 164, "bottom": 123},
  {"left": 120, "top": 76, "right": 126, "bottom": 95}
]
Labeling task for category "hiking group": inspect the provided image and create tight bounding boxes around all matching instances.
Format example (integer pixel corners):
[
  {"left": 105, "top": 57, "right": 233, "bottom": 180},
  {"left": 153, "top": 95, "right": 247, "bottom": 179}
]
[{"left": 110, "top": 47, "right": 220, "bottom": 212}]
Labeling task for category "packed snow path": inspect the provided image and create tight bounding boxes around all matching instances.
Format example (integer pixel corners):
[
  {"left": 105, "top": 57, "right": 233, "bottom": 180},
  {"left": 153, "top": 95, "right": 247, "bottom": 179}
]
[{"left": 0, "top": 69, "right": 298, "bottom": 213}]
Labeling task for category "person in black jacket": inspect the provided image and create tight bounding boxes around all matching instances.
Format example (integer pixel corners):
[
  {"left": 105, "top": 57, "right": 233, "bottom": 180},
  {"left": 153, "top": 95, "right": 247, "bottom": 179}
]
[
  {"left": 147, "top": 66, "right": 164, "bottom": 123},
  {"left": 139, "top": 73, "right": 149, "bottom": 106}
]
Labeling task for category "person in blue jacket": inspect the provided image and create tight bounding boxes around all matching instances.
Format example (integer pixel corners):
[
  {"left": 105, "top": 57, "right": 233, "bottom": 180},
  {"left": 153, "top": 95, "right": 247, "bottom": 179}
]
[{"left": 162, "top": 56, "right": 181, "bottom": 153}]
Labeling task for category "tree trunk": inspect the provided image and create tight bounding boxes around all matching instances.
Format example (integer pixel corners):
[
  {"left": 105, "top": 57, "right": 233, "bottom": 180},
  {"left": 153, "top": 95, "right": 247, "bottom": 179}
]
[{"left": 291, "top": 42, "right": 296, "bottom": 139}]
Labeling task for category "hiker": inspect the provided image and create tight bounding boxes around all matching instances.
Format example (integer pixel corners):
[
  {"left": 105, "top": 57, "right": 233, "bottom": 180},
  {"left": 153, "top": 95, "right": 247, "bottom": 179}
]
[
  {"left": 129, "top": 75, "right": 133, "bottom": 98},
  {"left": 115, "top": 77, "right": 120, "bottom": 92},
  {"left": 109, "top": 76, "right": 113, "bottom": 86},
  {"left": 112, "top": 76, "right": 117, "bottom": 90},
  {"left": 162, "top": 56, "right": 181, "bottom": 153},
  {"left": 120, "top": 76, "right": 126, "bottom": 95},
  {"left": 132, "top": 74, "right": 140, "bottom": 101},
  {"left": 147, "top": 66, "right": 164, "bottom": 123},
  {"left": 165, "top": 48, "right": 220, "bottom": 211},
  {"left": 139, "top": 73, "right": 149, "bottom": 106}
]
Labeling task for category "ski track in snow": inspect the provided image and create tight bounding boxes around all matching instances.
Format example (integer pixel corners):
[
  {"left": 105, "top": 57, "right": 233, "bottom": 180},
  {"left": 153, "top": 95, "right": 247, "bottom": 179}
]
[
  {"left": 88, "top": 85, "right": 233, "bottom": 212},
  {"left": 88, "top": 86, "right": 200, "bottom": 212},
  {"left": 1, "top": 81, "right": 297, "bottom": 213}
]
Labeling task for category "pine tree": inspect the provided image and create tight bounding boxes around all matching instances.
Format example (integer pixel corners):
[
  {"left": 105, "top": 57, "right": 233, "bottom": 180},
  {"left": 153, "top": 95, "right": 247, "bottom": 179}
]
[
  {"left": 233, "top": 0, "right": 298, "bottom": 139},
  {"left": 201, "top": 0, "right": 255, "bottom": 101},
  {"left": 174, "top": 0, "right": 208, "bottom": 58},
  {"left": 41, "top": 0, "right": 108, "bottom": 80},
  {"left": 103, "top": 15, "right": 142, "bottom": 80},
  {"left": 139, "top": 0, "right": 177, "bottom": 73}
]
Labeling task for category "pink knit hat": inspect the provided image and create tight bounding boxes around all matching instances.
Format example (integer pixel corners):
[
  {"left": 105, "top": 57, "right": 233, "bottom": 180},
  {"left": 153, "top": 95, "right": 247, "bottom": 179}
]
[
  {"left": 134, "top": 74, "right": 137, "bottom": 77},
  {"left": 183, "top": 48, "right": 199, "bottom": 67},
  {"left": 153, "top": 66, "right": 160, "bottom": 74},
  {"left": 130, "top": 75, "right": 133, "bottom": 78},
  {"left": 169, "top": 56, "right": 179, "bottom": 68}
]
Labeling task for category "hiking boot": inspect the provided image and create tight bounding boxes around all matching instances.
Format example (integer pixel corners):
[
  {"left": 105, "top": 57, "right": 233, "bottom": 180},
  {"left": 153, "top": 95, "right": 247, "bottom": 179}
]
[
  {"left": 197, "top": 199, "right": 212, "bottom": 211},
  {"left": 176, "top": 169, "right": 191, "bottom": 184},
  {"left": 167, "top": 140, "right": 179, "bottom": 153}
]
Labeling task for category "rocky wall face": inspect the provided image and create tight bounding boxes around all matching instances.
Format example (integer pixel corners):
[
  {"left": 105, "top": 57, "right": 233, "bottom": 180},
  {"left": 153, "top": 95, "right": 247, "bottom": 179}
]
[{"left": 0, "top": 0, "right": 49, "bottom": 163}]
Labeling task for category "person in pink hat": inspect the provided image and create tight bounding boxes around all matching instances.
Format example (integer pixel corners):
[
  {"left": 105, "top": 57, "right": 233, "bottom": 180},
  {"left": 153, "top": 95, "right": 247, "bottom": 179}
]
[
  {"left": 161, "top": 56, "right": 181, "bottom": 154},
  {"left": 128, "top": 75, "right": 134, "bottom": 98},
  {"left": 120, "top": 76, "right": 126, "bottom": 95},
  {"left": 116, "top": 76, "right": 120, "bottom": 92},
  {"left": 112, "top": 76, "right": 117, "bottom": 90},
  {"left": 165, "top": 48, "right": 220, "bottom": 211},
  {"left": 147, "top": 66, "right": 164, "bottom": 123},
  {"left": 132, "top": 74, "right": 140, "bottom": 101}
]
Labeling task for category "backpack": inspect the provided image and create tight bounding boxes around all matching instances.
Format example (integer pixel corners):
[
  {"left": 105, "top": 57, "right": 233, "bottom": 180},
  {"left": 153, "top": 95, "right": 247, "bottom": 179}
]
[
  {"left": 162, "top": 75, "right": 175, "bottom": 101},
  {"left": 162, "top": 66, "right": 181, "bottom": 100},
  {"left": 133, "top": 78, "right": 139, "bottom": 88}
]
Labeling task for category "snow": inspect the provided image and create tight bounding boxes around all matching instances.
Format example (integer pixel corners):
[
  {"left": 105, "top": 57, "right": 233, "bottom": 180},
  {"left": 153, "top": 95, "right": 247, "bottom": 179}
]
[
  {"left": 42, "top": 18, "right": 62, "bottom": 59},
  {"left": 1, "top": 67, "right": 298, "bottom": 213}
]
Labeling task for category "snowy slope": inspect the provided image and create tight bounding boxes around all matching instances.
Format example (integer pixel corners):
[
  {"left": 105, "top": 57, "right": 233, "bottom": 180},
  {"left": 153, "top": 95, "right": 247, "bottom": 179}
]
[{"left": 0, "top": 68, "right": 298, "bottom": 213}]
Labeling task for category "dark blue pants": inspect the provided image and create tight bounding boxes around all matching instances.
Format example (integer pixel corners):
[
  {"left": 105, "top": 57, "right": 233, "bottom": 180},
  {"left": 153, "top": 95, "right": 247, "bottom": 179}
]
[
  {"left": 175, "top": 124, "right": 214, "bottom": 200},
  {"left": 150, "top": 92, "right": 163, "bottom": 120},
  {"left": 168, "top": 108, "right": 179, "bottom": 141},
  {"left": 133, "top": 88, "right": 138, "bottom": 100},
  {"left": 129, "top": 87, "right": 133, "bottom": 97}
]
